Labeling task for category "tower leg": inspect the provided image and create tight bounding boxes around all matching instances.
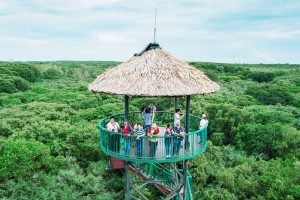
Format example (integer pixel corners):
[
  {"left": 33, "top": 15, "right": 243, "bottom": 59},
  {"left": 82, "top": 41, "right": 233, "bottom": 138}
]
[
  {"left": 182, "top": 160, "right": 188, "bottom": 200},
  {"left": 125, "top": 161, "right": 130, "bottom": 200}
]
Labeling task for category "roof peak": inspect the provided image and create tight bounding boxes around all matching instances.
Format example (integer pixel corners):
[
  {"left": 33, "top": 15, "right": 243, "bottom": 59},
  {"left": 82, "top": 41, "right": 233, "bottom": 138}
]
[{"left": 135, "top": 43, "right": 161, "bottom": 56}]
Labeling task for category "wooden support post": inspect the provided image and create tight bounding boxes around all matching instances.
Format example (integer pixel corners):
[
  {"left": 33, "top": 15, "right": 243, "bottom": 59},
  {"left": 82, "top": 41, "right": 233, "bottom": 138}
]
[
  {"left": 174, "top": 96, "right": 178, "bottom": 113},
  {"left": 182, "top": 160, "right": 188, "bottom": 200},
  {"left": 125, "top": 161, "right": 130, "bottom": 200},
  {"left": 124, "top": 95, "right": 130, "bottom": 200},
  {"left": 124, "top": 95, "right": 129, "bottom": 121},
  {"left": 185, "top": 95, "right": 190, "bottom": 149}
]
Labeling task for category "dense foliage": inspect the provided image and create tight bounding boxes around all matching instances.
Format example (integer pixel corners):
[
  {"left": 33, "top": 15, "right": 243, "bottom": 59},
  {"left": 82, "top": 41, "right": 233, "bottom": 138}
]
[{"left": 0, "top": 61, "right": 299, "bottom": 199}]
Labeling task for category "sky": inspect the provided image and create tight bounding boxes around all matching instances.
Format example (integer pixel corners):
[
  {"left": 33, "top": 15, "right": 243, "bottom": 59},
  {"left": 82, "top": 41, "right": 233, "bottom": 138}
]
[{"left": 0, "top": 0, "right": 300, "bottom": 63}]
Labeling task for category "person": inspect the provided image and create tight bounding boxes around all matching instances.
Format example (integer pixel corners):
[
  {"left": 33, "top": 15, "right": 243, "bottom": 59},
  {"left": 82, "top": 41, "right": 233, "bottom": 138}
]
[
  {"left": 174, "top": 109, "right": 184, "bottom": 126},
  {"left": 172, "top": 122, "right": 185, "bottom": 156},
  {"left": 143, "top": 107, "right": 152, "bottom": 134},
  {"left": 106, "top": 116, "right": 120, "bottom": 152},
  {"left": 164, "top": 124, "right": 172, "bottom": 158},
  {"left": 149, "top": 102, "right": 157, "bottom": 123},
  {"left": 141, "top": 105, "right": 146, "bottom": 122},
  {"left": 199, "top": 114, "right": 208, "bottom": 144},
  {"left": 148, "top": 123, "right": 160, "bottom": 157},
  {"left": 135, "top": 124, "right": 145, "bottom": 157},
  {"left": 123, "top": 121, "right": 132, "bottom": 156}
]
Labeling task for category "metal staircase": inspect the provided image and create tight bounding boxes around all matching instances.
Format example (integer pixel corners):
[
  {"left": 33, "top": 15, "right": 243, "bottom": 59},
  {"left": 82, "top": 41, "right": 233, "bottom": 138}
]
[{"left": 128, "top": 162, "right": 193, "bottom": 200}]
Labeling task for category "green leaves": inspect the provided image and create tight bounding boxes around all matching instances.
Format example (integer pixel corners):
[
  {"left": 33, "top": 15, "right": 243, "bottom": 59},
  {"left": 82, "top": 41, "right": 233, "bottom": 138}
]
[
  {"left": 246, "top": 84, "right": 295, "bottom": 106},
  {"left": 190, "top": 143, "right": 299, "bottom": 200},
  {"left": 236, "top": 123, "right": 300, "bottom": 159},
  {"left": 0, "top": 61, "right": 299, "bottom": 199},
  {"left": 42, "top": 69, "right": 62, "bottom": 79},
  {"left": 0, "top": 139, "right": 53, "bottom": 179}
]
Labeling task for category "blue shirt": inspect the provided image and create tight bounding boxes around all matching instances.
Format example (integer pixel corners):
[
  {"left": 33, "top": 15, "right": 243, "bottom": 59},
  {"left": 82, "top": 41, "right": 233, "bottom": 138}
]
[
  {"left": 135, "top": 129, "right": 145, "bottom": 136},
  {"left": 173, "top": 126, "right": 184, "bottom": 143},
  {"left": 164, "top": 131, "right": 172, "bottom": 144},
  {"left": 143, "top": 113, "right": 152, "bottom": 125}
]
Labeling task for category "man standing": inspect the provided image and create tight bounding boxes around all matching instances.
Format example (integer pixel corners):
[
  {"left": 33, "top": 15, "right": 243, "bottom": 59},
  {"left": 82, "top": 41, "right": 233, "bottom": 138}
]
[
  {"left": 149, "top": 102, "right": 157, "bottom": 123},
  {"left": 106, "top": 116, "right": 120, "bottom": 152},
  {"left": 172, "top": 122, "right": 185, "bottom": 156}
]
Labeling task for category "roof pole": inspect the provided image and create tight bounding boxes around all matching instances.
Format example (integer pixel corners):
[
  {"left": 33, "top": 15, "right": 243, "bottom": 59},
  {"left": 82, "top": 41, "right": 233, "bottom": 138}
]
[
  {"left": 185, "top": 95, "right": 190, "bottom": 148},
  {"left": 153, "top": 8, "right": 157, "bottom": 43},
  {"left": 183, "top": 95, "right": 190, "bottom": 200},
  {"left": 124, "top": 95, "right": 129, "bottom": 121},
  {"left": 124, "top": 95, "right": 130, "bottom": 200},
  {"left": 174, "top": 96, "right": 178, "bottom": 113}
]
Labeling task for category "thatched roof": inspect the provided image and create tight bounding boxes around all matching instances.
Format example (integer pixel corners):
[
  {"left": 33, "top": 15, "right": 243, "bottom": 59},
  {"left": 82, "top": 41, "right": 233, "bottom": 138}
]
[{"left": 89, "top": 43, "right": 220, "bottom": 97}]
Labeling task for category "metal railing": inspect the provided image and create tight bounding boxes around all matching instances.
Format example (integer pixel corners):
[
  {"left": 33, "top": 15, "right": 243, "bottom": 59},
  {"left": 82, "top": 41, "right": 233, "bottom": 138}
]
[{"left": 98, "top": 111, "right": 207, "bottom": 163}]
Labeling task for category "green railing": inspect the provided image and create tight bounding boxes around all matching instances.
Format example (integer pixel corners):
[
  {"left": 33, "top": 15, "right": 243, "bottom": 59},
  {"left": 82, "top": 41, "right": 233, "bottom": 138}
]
[{"left": 98, "top": 111, "right": 208, "bottom": 163}]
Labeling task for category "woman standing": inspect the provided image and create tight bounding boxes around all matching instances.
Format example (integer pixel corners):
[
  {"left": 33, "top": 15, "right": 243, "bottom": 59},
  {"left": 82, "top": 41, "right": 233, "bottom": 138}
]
[
  {"left": 123, "top": 121, "right": 132, "bottom": 156},
  {"left": 174, "top": 109, "right": 184, "bottom": 126},
  {"left": 143, "top": 107, "right": 152, "bottom": 134},
  {"left": 199, "top": 114, "right": 208, "bottom": 144},
  {"left": 148, "top": 123, "right": 160, "bottom": 158}
]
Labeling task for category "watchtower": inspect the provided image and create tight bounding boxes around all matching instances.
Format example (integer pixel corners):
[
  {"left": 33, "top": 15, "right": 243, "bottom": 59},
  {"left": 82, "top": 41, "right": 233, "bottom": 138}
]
[{"left": 89, "top": 43, "right": 219, "bottom": 199}]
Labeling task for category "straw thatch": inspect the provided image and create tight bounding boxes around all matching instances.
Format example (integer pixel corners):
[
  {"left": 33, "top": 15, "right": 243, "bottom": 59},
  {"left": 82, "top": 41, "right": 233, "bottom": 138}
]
[{"left": 89, "top": 44, "right": 220, "bottom": 97}]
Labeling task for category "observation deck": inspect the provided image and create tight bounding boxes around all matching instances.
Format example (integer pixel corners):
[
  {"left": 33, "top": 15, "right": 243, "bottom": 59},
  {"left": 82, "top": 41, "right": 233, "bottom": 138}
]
[{"left": 98, "top": 111, "right": 208, "bottom": 163}]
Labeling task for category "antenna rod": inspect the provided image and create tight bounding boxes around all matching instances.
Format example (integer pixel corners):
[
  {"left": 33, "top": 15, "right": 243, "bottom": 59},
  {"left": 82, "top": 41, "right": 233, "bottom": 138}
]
[{"left": 153, "top": 8, "right": 157, "bottom": 43}]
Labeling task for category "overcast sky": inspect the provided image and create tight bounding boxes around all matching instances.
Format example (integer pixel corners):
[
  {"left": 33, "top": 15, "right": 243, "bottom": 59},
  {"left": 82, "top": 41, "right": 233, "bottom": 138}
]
[{"left": 0, "top": 0, "right": 300, "bottom": 63}]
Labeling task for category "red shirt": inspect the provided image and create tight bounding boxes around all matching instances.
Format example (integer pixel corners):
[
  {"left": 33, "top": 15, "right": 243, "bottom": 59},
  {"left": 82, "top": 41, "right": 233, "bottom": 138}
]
[
  {"left": 123, "top": 126, "right": 131, "bottom": 138},
  {"left": 148, "top": 128, "right": 160, "bottom": 135}
]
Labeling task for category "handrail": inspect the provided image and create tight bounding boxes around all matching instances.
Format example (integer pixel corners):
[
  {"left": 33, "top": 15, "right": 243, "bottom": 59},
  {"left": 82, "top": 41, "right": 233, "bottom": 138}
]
[{"left": 98, "top": 111, "right": 207, "bottom": 163}]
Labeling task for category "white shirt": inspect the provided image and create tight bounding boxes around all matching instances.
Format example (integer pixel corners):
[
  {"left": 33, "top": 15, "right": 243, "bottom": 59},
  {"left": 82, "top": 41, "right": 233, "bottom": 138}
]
[
  {"left": 150, "top": 106, "right": 156, "bottom": 112},
  {"left": 174, "top": 113, "right": 180, "bottom": 125},
  {"left": 199, "top": 119, "right": 208, "bottom": 129},
  {"left": 107, "top": 122, "right": 120, "bottom": 132}
]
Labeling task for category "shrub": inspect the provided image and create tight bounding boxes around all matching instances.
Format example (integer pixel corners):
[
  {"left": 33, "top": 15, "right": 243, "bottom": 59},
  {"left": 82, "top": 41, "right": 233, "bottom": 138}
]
[
  {"left": 211, "top": 132, "right": 225, "bottom": 146},
  {"left": 42, "top": 69, "right": 62, "bottom": 79},
  {"left": 246, "top": 84, "right": 294, "bottom": 105},
  {"left": 0, "top": 139, "right": 52, "bottom": 179},
  {"left": 236, "top": 123, "right": 300, "bottom": 159},
  {"left": 0, "top": 160, "right": 116, "bottom": 200},
  {"left": 248, "top": 71, "right": 276, "bottom": 83},
  {"left": 6, "top": 63, "right": 40, "bottom": 82},
  {"left": 0, "top": 79, "right": 17, "bottom": 93},
  {"left": 0, "top": 67, "right": 14, "bottom": 76},
  {"left": 13, "top": 76, "right": 30, "bottom": 91},
  {"left": 0, "top": 75, "right": 30, "bottom": 93},
  {"left": 204, "top": 104, "right": 253, "bottom": 145},
  {"left": 203, "top": 69, "right": 218, "bottom": 81},
  {"left": 0, "top": 122, "right": 13, "bottom": 137}
]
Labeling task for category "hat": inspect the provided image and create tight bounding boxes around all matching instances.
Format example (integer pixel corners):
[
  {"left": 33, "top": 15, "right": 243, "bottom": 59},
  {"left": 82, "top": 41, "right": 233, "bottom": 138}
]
[
  {"left": 202, "top": 114, "right": 206, "bottom": 118},
  {"left": 151, "top": 123, "right": 158, "bottom": 128}
]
